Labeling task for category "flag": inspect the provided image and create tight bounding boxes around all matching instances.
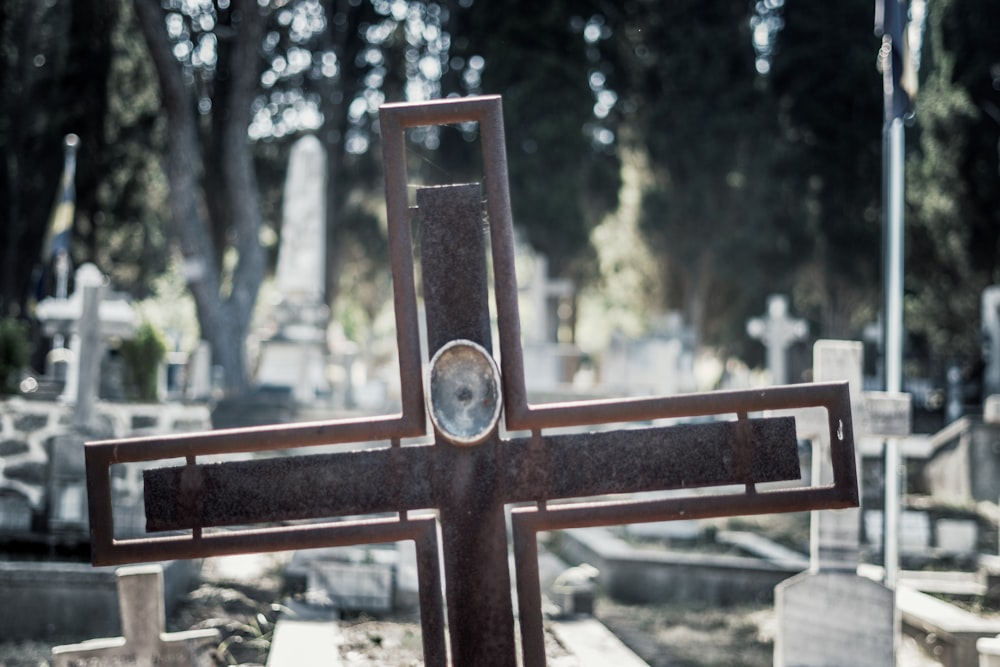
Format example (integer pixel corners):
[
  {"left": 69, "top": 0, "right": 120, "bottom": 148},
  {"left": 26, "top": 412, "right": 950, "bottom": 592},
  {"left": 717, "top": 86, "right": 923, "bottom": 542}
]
[
  {"left": 875, "top": 0, "right": 918, "bottom": 122},
  {"left": 41, "top": 134, "right": 79, "bottom": 262}
]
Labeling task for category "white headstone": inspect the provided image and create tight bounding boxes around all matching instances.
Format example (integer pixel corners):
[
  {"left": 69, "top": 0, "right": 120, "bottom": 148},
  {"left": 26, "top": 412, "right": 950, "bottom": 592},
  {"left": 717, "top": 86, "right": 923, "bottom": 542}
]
[
  {"left": 746, "top": 294, "right": 808, "bottom": 385},
  {"left": 257, "top": 136, "right": 332, "bottom": 402},
  {"left": 983, "top": 286, "right": 1000, "bottom": 398},
  {"left": 274, "top": 135, "right": 327, "bottom": 306},
  {"left": 775, "top": 571, "right": 895, "bottom": 667},
  {"left": 51, "top": 564, "right": 219, "bottom": 666},
  {"left": 774, "top": 339, "right": 911, "bottom": 667},
  {"left": 184, "top": 340, "right": 213, "bottom": 401},
  {"left": 526, "top": 254, "right": 574, "bottom": 344},
  {"left": 36, "top": 263, "right": 137, "bottom": 406},
  {"left": 937, "top": 518, "right": 978, "bottom": 555}
]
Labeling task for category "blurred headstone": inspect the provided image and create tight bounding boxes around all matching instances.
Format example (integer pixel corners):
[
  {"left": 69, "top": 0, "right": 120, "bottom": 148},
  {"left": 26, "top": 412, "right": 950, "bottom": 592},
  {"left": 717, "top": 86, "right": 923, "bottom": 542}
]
[
  {"left": 774, "top": 340, "right": 909, "bottom": 667},
  {"left": 982, "top": 286, "right": 1000, "bottom": 398},
  {"left": 256, "top": 135, "right": 331, "bottom": 402},
  {"left": 185, "top": 340, "right": 213, "bottom": 402},
  {"left": 521, "top": 253, "right": 581, "bottom": 394},
  {"left": 36, "top": 263, "right": 136, "bottom": 408},
  {"left": 746, "top": 294, "right": 808, "bottom": 385},
  {"left": 602, "top": 312, "right": 697, "bottom": 397}
]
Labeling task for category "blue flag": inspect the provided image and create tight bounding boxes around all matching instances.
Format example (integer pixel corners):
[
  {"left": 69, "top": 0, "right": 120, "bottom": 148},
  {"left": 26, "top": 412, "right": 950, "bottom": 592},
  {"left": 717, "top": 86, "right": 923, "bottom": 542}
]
[
  {"left": 875, "top": 0, "right": 918, "bottom": 122},
  {"left": 41, "top": 134, "right": 79, "bottom": 262}
]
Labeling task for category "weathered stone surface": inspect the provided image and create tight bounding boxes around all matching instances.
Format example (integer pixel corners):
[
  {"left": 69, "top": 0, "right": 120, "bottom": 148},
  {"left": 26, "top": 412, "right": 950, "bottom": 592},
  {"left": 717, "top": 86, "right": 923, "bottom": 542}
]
[
  {"left": 0, "top": 438, "right": 29, "bottom": 456},
  {"left": 5, "top": 460, "right": 47, "bottom": 485},
  {"left": 172, "top": 419, "right": 206, "bottom": 432},
  {"left": 775, "top": 571, "right": 894, "bottom": 667},
  {"left": 14, "top": 413, "right": 49, "bottom": 431},
  {"left": 131, "top": 414, "right": 158, "bottom": 430}
]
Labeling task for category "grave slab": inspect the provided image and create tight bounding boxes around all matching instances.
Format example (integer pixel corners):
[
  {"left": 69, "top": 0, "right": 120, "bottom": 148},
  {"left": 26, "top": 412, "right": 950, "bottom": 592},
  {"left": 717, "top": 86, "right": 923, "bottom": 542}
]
[
  {"left": 898, "top": 585, "right": 1000, "bottom": 667},
  {"left": 548, "top": 618, "right": 648, "bottom": 667},
  {"left": 266, "top": 620, "right": 342, "bottom": 667}
]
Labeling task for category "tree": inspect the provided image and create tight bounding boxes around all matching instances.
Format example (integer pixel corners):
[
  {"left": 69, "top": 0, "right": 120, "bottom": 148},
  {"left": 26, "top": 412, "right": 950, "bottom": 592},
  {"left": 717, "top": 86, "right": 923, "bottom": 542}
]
[
  {"left": 610, "top": 0, "right": 791, "bottom": 354},
  {"left": 0, "top": 0, "right": 166, "bottom": 320},
  {"left": 768, "top": 0, "right": 884, "bottom": 339},
  {"left": 132, "top": 0, "right": 267, "bottom": 394},
  {"left": 907, "top": 0, "right": 1000, "bottom": 369},
  {"left": 443, "top": 2, "right": 621, "bottom": 285}
]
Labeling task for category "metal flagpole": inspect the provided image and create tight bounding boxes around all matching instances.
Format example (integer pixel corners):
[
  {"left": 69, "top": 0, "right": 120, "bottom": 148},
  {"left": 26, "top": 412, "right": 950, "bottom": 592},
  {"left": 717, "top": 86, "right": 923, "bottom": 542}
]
[
  {"left": 47, "top": 134, "right": 79, "bottom": 350},
  {"left": 876, "top": 0, "right": 920, "bottom": 591},
  {"left": 882, "top": 114, "right": 904, "bottom": 589}
]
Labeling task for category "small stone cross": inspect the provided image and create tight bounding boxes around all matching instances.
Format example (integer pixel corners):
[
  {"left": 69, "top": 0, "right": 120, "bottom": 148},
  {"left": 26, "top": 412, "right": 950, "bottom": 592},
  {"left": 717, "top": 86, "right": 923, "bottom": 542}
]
[
  {"left": 36, "top": 263, "right": 137, "bottom": 423},
  {"left": 747, "top": 294, "right": 809, "bottom": 385},
  {"left": 51, "top": 564, "right": 219, "bottom": 667},
  {"left": 778, "top": 340, "right": 910, "bottom": 572},
  {"left": 86, "top": 96, "right": 859, "bottom": 666}
]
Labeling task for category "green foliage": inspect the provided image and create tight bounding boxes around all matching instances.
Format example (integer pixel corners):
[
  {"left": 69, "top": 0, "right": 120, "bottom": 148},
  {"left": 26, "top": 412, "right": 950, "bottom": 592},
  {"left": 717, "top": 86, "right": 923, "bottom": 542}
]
[
  {"left": 618, "top": 0, "right": 794, "bottom": 353},
  {"left": 442, "top": 0, "right": 621, "bottom": 283},
  {"left": 0, "top": 0, "right": 167, "bottom": 316},
  {"left": 907, "top": 0, "right": 1000, "bottom": 366},
  {"left": 767, "top": 0, "right": 884, "bottom": 339},
  {"left": 120, "top": 321, "right": 167, "bottom": 402},
  {"left": 0, "top": 318, "right": 31, "bottom": 394},
  {"left": 4, "top": 0, "right": 998, "bottom": 386}
]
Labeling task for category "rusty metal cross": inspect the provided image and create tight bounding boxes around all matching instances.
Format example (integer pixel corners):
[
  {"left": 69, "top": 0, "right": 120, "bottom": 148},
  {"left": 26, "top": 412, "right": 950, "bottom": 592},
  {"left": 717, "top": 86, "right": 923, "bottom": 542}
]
[{"left": 85, "top": 96, "right": 858, "bottom": 667}]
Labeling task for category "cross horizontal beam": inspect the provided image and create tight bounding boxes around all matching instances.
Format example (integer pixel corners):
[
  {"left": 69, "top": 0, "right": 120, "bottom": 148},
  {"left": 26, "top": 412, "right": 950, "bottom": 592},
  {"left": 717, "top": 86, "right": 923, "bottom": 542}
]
[{"left": 143, "top": 417, "right": 800, "bottom": 532}]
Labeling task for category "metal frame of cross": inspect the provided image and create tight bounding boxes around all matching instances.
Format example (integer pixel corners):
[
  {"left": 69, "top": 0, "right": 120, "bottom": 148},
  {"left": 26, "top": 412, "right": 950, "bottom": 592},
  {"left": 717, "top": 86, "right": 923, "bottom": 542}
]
[{"left": 85, "top": 96, "right": 859, "bottom": 667}]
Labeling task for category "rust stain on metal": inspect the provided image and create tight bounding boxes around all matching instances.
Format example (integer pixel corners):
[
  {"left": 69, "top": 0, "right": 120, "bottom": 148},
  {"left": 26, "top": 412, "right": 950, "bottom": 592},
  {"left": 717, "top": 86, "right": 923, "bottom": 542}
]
[{"left": 85, "top": 96, "right": 859, "bottom": 667}]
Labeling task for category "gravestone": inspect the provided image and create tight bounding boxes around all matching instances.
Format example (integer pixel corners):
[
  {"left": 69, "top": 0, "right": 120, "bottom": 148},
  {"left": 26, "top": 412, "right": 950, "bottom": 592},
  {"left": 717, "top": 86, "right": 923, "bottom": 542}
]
[
  {"left": 35, "top": 265, "right": 137, "bottom": 536},
  {"left": 526, "top": 254, "right": 574, "bottom": 344},
  {"left": 983, "top": 286, "right": 1000, "bottom": 398},
  {"left": 746, "top": 294, "right": 808, "bottom": 385},
  {"left": 256, "top": 134, "right": 331, "bottom": 402},
  {"left": 602, "top": 311, "right": 696, "bottom": 397},
  {"left": 774, "top": 340, "right": 911, "bottom": 667},
  {"left": 51, "top": 564, "right": 219, "bottom": 667},
  {"left": 521, "top": 253, "right": 581, "bottom": 394},
  {"left": 36, "top": 263, "right": 137, "bottom": 410},
  {"left": 865, "top": 509, "right": 932, "bottom": 558},
  {"left": 86, "top": 96, "right": 859, "bottom": 667}
]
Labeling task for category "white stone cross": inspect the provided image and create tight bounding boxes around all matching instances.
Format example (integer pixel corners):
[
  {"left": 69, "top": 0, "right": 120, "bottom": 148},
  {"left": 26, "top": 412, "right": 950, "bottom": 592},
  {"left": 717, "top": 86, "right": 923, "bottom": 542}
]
[
  {"left": 51, "top": 564, "right": 219, "bottom": 667},
  {"left": 773, "top": 340, "right": 910, "bottom": 667},
  {"left": 35, "top": 263, "right": 137, "bottom": 414},
  {"left": 783, "top": 340, "right": 911, "bottom": 572},
  {"left": 747, "top": 294, "right": 808, "bottom": 385}
]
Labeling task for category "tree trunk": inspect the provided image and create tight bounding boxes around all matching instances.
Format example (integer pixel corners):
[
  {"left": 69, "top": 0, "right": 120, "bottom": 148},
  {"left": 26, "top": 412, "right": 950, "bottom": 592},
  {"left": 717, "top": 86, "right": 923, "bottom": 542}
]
[{"left": 132, "top": 0, "right": 265, "bottom": 395}]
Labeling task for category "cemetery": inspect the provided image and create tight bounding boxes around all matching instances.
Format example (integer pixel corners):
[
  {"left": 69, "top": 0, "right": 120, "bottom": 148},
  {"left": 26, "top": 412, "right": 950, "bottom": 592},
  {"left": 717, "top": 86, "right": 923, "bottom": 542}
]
[
  {"left": 0, "top": 93, "right": 994, "bottom": 666},
  {"left": 2, "top": 1, "right": 1000, "bottom": 666}
]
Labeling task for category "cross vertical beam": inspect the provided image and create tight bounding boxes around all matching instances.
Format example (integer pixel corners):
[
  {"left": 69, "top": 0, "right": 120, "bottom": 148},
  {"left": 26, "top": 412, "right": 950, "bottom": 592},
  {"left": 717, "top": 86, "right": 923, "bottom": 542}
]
[{"left": 418, "top": 183, "right": 517, "bottom": 664}]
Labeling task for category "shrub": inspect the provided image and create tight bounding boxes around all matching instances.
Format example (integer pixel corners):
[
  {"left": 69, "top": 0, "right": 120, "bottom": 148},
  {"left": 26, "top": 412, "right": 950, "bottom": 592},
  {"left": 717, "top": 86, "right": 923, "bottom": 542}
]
[
  {"left": 0, "top": 318, "right": 31, "bottom": 395},
  {"left": 120, "top": 321, "right": 167, "bottom": 402}
]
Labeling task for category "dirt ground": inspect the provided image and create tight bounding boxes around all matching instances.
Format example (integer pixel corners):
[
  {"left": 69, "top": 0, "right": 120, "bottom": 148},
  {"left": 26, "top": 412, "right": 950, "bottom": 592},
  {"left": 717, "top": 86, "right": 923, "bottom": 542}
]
[
  {"left": 0, "top": 590, "right": 944, "bottom": 666},
  {"left": 0, "top": 547, "right": 946, "bottom": 666}
]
